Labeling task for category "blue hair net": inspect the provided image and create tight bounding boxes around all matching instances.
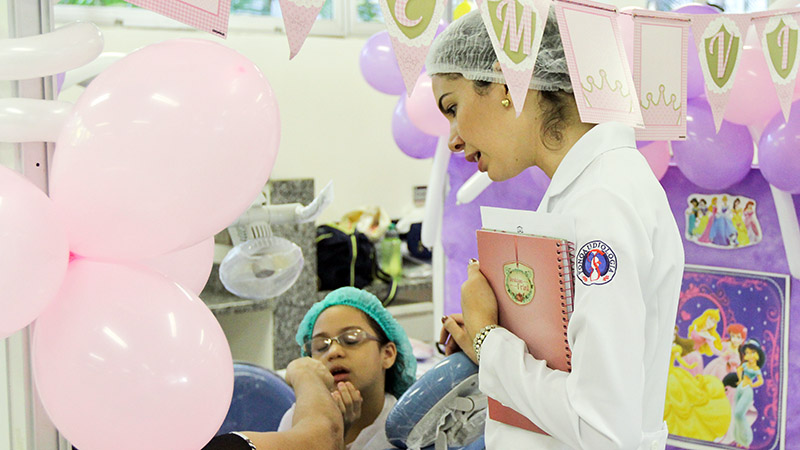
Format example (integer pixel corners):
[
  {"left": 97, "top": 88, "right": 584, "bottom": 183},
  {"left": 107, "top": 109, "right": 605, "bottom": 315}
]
[{"left": 295, "top": 287, "right": 417, "bottom": 398}]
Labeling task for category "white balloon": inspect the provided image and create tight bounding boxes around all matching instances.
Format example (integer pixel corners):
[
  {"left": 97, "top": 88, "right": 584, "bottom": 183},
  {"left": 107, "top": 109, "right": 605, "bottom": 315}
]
[
  {"left": 61, "top": 51, "right": 126, "bottom": 91},
  {"left": 0, "top": 98, "right": 72, "bottom": 142},
  {"left": 0, "top": 21, "right": 103, "bottom": 81},
  {"left": 421, "top": 137, "right": 450, "bottom": 248},
  {"left": 456, "top": 170, "right": 492, "bottom": 205}
]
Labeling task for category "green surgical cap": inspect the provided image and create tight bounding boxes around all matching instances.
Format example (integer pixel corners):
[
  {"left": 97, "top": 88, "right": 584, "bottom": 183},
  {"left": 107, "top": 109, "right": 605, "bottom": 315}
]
[
  {"left": 295, "top": 287, "right": 417, "bottom": 398},
  {"left": 425, "top": 8, "right": 572, "bottom": 93}
]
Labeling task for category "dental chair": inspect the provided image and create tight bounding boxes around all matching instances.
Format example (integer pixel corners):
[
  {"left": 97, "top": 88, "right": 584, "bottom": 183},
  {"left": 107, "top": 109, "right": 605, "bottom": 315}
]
[
  {"left": 216, "top": 361, "right": 296, "bottom": 435},
  {"left": 385, "top": 352, "right": 487, "bottom": 450}
]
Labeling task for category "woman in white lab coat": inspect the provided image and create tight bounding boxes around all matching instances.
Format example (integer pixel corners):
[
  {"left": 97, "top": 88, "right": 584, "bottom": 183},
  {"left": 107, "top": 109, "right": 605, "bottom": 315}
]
[{"left": 432, "top": 10, "right": 685, "bottom": 450}]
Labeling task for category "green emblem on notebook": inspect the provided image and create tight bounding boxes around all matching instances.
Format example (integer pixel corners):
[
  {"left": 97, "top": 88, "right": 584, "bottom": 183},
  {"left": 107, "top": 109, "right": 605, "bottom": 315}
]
[{"left": 504, "top": 262, "right": 535, "bottom": 305}]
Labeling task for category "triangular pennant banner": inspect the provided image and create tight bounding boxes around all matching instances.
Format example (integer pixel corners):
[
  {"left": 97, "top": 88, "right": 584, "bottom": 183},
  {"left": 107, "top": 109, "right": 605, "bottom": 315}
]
[
  {"left": 125, "top": 0, "right": 231, "bottom": 37},
  {"left": 691, "top": 13, "right": 751, "bottom": 132},
  {"left": 553, "top": 0, "right": 643, "bottom": 127},
  {"left": 379, "top": 0, "right": 448, "bottom": 95},
  {"left": 476, "top": 0, "right": 552, "bottom": 117},
  {"left": 632, "top": 11, "right": 689, "bottom": 141},
  {"left": 279, "top": 0, "right": 328, "bottom": 59},
  {"left": 752, "top": 12, "right": 800, "bottom": 122}
]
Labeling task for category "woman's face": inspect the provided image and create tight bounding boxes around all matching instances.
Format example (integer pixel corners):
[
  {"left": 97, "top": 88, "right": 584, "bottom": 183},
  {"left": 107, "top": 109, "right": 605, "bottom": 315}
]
[
  {"left": 743, "top": 347, "right": 759, "bottom": 365},
  {"left": 431, "top": 75, "right": 540, "bottom": 181},
  {"left": 730, "top": 332, "right": 743, "bottom": 348},
  {"left": 311, "top": 305, "right": 396, "bottom": 394}
]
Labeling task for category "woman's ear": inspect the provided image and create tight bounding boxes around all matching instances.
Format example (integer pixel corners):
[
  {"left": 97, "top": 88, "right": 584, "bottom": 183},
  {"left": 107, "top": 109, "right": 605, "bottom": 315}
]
[{"left": 381, "top": 342, "right": 398, "bottom": 369}]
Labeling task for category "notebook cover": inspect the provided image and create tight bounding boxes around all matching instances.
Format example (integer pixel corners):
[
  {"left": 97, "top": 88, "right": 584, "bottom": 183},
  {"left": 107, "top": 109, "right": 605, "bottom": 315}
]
[{"left": 476, "top": 229, "right": 574, "bottom": 435}]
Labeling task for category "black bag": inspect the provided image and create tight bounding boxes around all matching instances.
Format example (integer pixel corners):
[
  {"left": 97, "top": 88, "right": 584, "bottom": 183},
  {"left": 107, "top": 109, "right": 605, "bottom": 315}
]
[{"left": 316, "top": 224, "right": 397, "bottom": 305}]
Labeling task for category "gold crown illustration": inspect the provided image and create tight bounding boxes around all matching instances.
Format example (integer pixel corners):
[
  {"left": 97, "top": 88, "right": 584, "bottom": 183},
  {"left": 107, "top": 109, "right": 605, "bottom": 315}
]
[
  {"left": 580, "top": 69, "right": 634, "bottom": 113},
  {"left": 640, "top": 84, "right": 682, "bottom": 126}
]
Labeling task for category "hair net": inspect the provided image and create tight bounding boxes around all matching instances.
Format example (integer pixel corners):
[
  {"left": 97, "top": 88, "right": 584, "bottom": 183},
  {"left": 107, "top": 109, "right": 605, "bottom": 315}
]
[
  {"left": 295, "top": 287, "right": 417, "bottom": 398},
  {"left": 425, "top": 8, "right": 572, "bottom": 93}
]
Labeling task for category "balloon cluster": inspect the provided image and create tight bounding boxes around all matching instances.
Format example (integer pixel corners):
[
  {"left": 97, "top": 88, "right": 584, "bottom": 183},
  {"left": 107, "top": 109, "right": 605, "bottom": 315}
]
[
  {"left": 359, "top": 24, "right": 450, "bottom": 159},
  {"left": 2, "top": 37, "right": 281, "bottom": 450}
]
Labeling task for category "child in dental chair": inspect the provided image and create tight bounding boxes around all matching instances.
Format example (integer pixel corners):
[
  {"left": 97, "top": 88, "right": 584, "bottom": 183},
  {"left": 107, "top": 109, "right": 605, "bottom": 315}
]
[{"left": 278, "top": 287, "right": 418, "bottom": 450}]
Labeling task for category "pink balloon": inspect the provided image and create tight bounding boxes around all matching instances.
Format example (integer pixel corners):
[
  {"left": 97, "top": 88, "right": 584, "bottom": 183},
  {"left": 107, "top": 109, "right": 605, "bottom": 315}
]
[
  {"left": 406, "top": 72, "right": 450, "bottom": 136},
  {"left": 638, "top": 141, "right": 671, "bottom": 180},
  {"left": 724, "top": 35, "right": 781, "bottom": 126},
  {"left": 0, "top": 165, "right": 69, "bottom": 339},
  {"left": 33, "top": 260, "right": 233, "bottom": 450},
  {"left": 143, "top": 237, "right": 215, "bottom": 294},
  {"left": 50, "top": 39, "right": 280, "bottom": 262}
]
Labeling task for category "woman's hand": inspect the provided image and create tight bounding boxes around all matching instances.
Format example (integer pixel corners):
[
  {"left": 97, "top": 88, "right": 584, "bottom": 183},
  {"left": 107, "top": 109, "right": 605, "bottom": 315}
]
[
  {"left": 331, "top": 381, "right": 362, "bottom": 430},
  {"left": 438, "top": 260, "right": 499, "bottom": 365}
]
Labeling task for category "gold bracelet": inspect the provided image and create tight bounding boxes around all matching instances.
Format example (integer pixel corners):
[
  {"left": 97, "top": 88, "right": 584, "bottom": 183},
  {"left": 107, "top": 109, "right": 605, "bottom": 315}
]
[{"left": 473, "top": 324, "right": 498, "bottom": 363}]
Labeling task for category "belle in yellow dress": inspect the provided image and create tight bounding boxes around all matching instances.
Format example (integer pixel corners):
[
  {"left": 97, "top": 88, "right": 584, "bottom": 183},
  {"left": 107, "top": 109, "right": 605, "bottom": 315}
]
[{"left": 664, "top": 344, "right": 732, "bottom": 441}]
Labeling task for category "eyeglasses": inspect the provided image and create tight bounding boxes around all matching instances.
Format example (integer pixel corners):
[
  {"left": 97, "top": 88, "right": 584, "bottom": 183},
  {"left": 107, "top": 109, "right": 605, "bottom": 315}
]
[{"left": 303, "top": 329, "right": 381, "bottom": 356}]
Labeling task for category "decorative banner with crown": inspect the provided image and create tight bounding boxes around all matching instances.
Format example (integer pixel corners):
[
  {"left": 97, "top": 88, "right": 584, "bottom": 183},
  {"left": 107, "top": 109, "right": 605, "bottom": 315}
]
[
  {"left": 378, "top": 0, "right": 447, "bottom": 95},
  {"left": 553, "top": 0, "right": 643, "bottom": 127},
  {"left": 692, "top": 14, "right": 751, "bottom": 132},
  {"left": 278, "top": 0, "right": 329, "bottom": 59},
  {"left": 476, "top": 0, "right": 551, "bottom": 117},
  {"left": 125, "top": 0, "right": 231, "bottom": 37},
  {"left": 752, "top": 10, "right": 800, "bottom": 122},
  {"left": 632, "top": 11, "right": 689, "bottom": 141}
]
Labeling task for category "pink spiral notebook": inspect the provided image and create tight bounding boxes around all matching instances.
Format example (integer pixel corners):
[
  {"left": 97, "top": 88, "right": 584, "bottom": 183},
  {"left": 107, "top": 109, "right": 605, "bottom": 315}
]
[{"left": 476, "top": 228, "right": 576, "bottom": 435}]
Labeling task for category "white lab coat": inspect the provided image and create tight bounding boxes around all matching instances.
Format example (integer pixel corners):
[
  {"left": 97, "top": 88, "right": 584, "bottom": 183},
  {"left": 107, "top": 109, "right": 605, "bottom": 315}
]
[{"left": 478, "top": 122, "right": 684, "bottom": 450}]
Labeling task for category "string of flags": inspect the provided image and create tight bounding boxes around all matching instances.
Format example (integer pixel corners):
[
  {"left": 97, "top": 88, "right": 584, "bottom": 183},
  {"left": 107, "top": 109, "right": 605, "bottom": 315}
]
[{"left": 120, "top": 0, "right": 800, "bottom": 139}]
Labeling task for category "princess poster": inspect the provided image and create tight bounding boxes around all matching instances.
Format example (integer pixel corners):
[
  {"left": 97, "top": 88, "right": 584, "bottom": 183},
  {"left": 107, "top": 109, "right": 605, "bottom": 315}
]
[{"left": 666, "top": 265, "right": 790, "bottom": 450}]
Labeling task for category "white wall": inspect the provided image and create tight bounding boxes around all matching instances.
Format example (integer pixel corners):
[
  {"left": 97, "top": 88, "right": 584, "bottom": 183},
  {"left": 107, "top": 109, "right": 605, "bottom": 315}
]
[{"left": 55, "top": 24, "right": 436, "bottom": 225}]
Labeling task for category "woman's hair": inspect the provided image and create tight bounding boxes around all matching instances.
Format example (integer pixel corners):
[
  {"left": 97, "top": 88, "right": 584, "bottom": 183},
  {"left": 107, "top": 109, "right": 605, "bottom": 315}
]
[
  {"left": 740, "top": 339, "right": 766, "bottom": 368},
  {"left": 727, "top": 323, "right": 747, "bottom": 340},
  {"left": 688, "top": 309, "right": 723, "bottom": 356},
  {"left": 673, "top": 326, "right": 694, "bottom": 356}
]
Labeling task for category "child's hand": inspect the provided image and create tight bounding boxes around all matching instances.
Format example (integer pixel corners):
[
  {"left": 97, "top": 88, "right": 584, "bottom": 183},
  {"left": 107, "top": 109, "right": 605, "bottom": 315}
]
[{"left": 332, "top": 382, "right": 362, "bottom": 429}]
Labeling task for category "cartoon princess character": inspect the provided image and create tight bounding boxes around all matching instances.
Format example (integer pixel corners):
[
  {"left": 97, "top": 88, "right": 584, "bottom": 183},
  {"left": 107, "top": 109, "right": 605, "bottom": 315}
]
[
  {"left": 729, "top": 339, "right": 766, "bottom": 448},
  {"left": 663, "top": 342, "right": 732, "bottom": 441},
  {"left": 743, "top": 201, "right": 761, "bottom": 244},
  {"left": 698, "top": 198, "right": 717, "bottom": 244},
  {"left": 682, "top": 308, "right": 723, "bottom": 375},
  {"left": 703, "top": 323, "right": 745, "bottom": 380},
  {"left": 687, "top": 198, "right": 700, "bottom": 236},
  {"left": 731, "top": 198, "right": 749, "bottom": 247},
  {"left": 709, "top": 195, "right": 735, "bottom": 247},
  {"left": 692, "top": 199, "right": 710, "bottom": 238}
]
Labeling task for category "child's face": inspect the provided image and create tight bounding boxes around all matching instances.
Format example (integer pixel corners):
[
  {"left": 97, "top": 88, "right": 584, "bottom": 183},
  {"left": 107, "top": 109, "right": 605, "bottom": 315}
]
[{"left": 310, "top": 305, "right": 396, "bottom": 395}]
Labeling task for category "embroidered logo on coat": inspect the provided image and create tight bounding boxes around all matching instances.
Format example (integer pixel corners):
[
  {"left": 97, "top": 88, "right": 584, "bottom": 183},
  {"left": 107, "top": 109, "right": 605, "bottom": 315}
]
[{"left": 576, "top": 240, "right": 617, "bottom": 286}]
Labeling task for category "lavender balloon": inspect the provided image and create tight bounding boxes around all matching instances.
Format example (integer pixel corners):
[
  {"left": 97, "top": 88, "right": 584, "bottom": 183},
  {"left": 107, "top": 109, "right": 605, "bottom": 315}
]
[
  {"left": 673, "top": 4, "right": 719, "bottom": 100},
  {"left": 672, "top": 98, "right": 754, "bottom": 190},
  {"left": 441, "top": 154, "right": 546, "bottom": 315},
  {"left": 359, "top": 31, "right": 405, "bottom": 95},
  {"left": 392, "top": 95, "right": 438, "bottom": 159},
  {"left": 758, "top": 103, "right": 800, "bottom": 193}
]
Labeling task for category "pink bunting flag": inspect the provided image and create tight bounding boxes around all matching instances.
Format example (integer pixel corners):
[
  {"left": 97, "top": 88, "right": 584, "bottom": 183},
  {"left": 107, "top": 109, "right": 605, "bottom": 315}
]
[
  {"left": 690, "top": 13, "right": 751, "bottom": 132},
  {"left": 752, "top": 10, "right": 800, "bottom": 122},
  {"left": 553, "top": 0, "right": 643, "bottom": 127},
  {"left": 632, "top": 10, "right": 689, "bottom": 141},
  {"left": 279, "top": 0, "right": 328, "bottom": 59},
  {"left": 125, "top": 0, "right": 231, "bottom": 37},
  {"left": 476, "top": 0, "right": 552, "bottom": 117},
  {"left": 379, "top": 0, "right": 448, "bottom": 95}
]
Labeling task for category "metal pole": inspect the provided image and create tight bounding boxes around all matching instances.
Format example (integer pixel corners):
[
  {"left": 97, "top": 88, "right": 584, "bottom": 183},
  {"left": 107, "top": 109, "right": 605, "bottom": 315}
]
[{"left": 4, "top": 0, "right": 68, "bottom": 448}]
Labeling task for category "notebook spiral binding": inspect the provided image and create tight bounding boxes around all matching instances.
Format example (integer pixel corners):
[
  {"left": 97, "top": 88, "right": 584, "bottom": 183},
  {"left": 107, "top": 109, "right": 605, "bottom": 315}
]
[{"left": 556, "top": 240, "right": 576, "bottom": 371}]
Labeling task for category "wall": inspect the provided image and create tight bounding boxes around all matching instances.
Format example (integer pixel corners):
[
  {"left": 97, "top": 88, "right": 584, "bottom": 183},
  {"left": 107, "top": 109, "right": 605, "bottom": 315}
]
[{"left": 55, "top": 23, "right": 436, "bottom": 225}]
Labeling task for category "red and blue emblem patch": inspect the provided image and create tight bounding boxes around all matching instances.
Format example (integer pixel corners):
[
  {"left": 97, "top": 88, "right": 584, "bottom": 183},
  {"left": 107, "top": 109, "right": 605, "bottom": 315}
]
[{"left": 576, "top": 240, "right": 617, "bottom": 286}]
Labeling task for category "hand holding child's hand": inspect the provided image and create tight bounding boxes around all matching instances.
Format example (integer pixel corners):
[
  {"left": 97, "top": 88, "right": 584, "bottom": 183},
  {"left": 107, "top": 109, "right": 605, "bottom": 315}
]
[
  {"left": 332, "top": 381, "right": 362, "bottom": 429},
  {"left": 285, "top": 357, "right": 335, "bottom": 391}
]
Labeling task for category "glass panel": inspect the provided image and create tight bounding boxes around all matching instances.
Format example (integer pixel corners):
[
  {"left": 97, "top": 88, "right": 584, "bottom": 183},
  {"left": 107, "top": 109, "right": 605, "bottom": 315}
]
[{"left": 355, "top": 0, "right": 382, "bottom": 23}]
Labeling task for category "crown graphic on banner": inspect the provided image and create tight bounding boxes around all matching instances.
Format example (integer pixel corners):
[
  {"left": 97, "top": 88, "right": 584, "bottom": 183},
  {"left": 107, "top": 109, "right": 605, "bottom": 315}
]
[
  {"left": 580, "top": 69, "right": 634, "bottom": 113},
  {"left": 641, "top": 84, "right": 683, "bottom": 126}
]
